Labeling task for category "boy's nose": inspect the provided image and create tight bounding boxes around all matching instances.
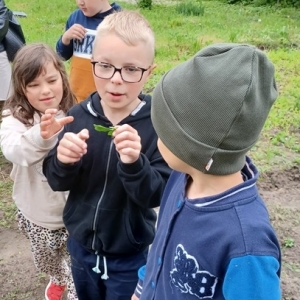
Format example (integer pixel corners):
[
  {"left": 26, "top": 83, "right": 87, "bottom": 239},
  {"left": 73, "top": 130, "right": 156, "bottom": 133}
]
[{"left": 110, "top": 70, "right": 123, "bottom": 83}]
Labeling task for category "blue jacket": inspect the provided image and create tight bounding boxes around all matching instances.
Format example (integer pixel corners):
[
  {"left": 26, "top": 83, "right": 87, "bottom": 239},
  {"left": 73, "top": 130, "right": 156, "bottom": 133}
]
[
  {"left": 43, "top": 92, "right": 171, "bottom": 257},
  {"left": 136, "top": 157, "right": 281, "bottom": 300}
]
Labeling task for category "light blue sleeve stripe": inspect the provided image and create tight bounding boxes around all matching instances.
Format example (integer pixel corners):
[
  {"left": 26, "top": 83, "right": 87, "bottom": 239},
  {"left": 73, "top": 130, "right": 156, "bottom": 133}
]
[
  {"left": 138, "top": 265, "right": 146, "bottom": 281},
  {"left": 223, "top": 255, "right": 281, "bottom": 300}
]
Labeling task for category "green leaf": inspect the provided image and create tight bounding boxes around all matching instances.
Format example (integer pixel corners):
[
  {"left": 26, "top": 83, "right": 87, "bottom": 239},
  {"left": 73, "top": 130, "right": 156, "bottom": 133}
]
[{"left": 93, "top": 124, "right": 116, "bottom": 136}]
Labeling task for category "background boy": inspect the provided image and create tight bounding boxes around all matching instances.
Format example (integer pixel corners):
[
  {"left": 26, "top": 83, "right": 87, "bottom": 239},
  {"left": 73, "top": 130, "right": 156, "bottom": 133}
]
[
  {"left": 44, "top": 11, "right": 171, "bottom": 300},
  {"left": 57, "top": 0, "right": 121, "bottom": 102},
  {"left": 134, "top": 43, "right": 281, "bottom": 300}
]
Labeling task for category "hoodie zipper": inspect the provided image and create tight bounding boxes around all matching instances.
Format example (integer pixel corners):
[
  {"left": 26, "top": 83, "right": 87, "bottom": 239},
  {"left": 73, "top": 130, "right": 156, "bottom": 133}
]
[{"left": 91, "top": 140, "right": 114, "bottom": 251}]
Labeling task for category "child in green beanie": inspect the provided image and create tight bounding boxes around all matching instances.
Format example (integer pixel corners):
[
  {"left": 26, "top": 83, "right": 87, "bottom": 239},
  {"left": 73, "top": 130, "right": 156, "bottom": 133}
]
[{"left": 133, "top": 43, "right": 281, "bottom": 300}]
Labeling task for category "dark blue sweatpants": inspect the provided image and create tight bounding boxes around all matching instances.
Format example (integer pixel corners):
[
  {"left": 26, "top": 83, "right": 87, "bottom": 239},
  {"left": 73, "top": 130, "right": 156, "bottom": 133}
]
[{"left": 67, "top": 237, "right": 148, "bottom": 300}]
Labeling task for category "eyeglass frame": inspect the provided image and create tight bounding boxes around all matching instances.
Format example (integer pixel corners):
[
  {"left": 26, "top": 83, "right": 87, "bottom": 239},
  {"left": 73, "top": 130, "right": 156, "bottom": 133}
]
[{"left": 91, "top": 61, "right": 151, "bottom": 83}]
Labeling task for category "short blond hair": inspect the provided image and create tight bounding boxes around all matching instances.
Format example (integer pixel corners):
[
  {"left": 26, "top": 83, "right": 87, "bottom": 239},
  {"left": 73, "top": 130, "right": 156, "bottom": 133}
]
[{"left": 93, "top": 10, "right": 155, "bottom": 62}]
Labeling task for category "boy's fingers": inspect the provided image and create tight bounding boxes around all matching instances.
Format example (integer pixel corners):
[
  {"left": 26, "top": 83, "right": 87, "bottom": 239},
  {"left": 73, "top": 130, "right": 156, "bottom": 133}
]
[
  {"left": 114, "top": 124, "right": 135, "bottom": 134},
  {"left": 114, "top": 130, "right": 141, "bottom": 146},
  {"left": 77, "top": 129, "right": 89, "bottom": 141},
  {"left": 57, "top": 130, "right": 89, "bottom": 164},
  {"left": 113, "top": 125, "right": 138, "bottom": 140},
  {"left": 57, "top": 148, "right": 83, "bottom": 164},
  {"left": 60, "top": 133, "right": 86, "bottom": 152}
]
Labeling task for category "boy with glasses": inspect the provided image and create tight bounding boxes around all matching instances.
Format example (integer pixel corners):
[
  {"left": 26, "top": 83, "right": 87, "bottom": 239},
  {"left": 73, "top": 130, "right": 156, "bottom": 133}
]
[{"left": 43, "top": 10, "right": 171, "bottom": 300}]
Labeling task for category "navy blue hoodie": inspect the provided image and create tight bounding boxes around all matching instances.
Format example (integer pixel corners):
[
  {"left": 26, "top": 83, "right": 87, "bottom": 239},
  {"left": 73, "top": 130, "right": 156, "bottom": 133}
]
[{"left": 43, "top": 92, "right": 171, "bottom": 257}]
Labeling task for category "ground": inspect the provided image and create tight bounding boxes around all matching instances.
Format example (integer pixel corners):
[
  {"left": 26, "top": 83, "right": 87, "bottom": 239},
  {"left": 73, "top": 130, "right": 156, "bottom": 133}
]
[{"left": 0, "top": 158, "right": 299, "bottom": 299}]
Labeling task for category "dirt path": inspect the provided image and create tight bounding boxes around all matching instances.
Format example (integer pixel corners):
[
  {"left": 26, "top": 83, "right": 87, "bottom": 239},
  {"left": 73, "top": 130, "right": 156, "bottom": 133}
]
[{"left": 0, "top": 227, "right": 48, "bottom": 299}]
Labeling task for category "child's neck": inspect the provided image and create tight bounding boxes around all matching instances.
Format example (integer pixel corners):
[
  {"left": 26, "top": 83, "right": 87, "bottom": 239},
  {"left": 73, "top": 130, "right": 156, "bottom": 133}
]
[
  {"left": 98, "top": 2, "right": 112, "bottom": 13},
  {"left": 101, "top": 98, "right": 141, "bottom": 126},
  {"left": 186, "top": 171, "right": 244, "bottom": 200}
]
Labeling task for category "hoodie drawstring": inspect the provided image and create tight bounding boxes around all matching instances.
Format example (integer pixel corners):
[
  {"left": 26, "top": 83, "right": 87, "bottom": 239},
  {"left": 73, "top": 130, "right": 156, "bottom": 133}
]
[
  {"left": 101, "top": 256, "right": 109, "bottom": 280},
  {"left": 92, "top": 254, "right": 101, "bottom": 274},
  {"left": 92, "top": 254, "right": 109, "bottom": 280}
]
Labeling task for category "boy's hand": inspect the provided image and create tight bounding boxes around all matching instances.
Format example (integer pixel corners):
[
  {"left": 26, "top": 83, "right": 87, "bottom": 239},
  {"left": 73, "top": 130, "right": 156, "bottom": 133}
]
[
  {"left": 113, "top": 124, "right": 141, "bottom": 164},
  {"left": 57, "top": 129, "right": 89, "bottom": 164},
  {"left": 62, "top": 24, "right": 87, "bottom": 45},
  {"left": 131, "top": 295, "right": 139, "bottom": 300},
  {"left": 40, "top": 109, "right": 74, "bottom": 140}
]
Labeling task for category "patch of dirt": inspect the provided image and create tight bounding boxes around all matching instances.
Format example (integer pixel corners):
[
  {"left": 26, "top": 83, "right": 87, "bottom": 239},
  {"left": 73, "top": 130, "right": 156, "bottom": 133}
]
[
  {"left": 0, "top": 157, "right": 68, "bottom": 300},
  {"left": 0, "top": 227, "right": 48, "bottom": 299},
  {"left": 0, "top": 158, "right": 48, "bottom": 300},
  {"left": 258, "top": 165, "right": 300, "bottom": 300},
  {"left": 0, "top": 157, "right": 299, "bottom": 299}
]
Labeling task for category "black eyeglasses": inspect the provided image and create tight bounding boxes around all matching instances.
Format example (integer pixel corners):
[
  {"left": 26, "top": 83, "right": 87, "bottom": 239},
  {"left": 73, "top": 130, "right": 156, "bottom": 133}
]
[{"left": 91, "top": 61, "right": 150, "bottom": 83}]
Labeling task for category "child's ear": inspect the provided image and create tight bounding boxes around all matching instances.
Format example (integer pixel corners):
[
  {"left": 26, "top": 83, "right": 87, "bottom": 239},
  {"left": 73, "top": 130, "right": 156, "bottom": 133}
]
[{"left": 148, "top": 63, "right": 157, "bottom": 75}]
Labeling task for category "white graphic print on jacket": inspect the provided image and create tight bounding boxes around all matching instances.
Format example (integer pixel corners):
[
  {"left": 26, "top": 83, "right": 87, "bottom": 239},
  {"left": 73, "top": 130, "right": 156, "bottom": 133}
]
[
  {"left": 170, "top": 245, "right": 218, "bottom": 299},
  {"left": 73, "top": 29, "right": 96, "bottom": 59}
]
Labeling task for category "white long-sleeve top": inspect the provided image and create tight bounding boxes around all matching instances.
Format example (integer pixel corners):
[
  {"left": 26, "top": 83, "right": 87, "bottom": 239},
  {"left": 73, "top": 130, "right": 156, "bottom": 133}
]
[{"left": 0, "top": 111, "right": 67, "bottom": 230}]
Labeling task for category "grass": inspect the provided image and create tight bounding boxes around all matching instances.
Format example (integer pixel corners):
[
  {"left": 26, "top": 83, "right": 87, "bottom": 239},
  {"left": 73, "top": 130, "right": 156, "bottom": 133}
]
[
  {"left": 4, "top": 0, "right": 299, "bottom": 170},
  {"left": 2, "top": 0, "right": 299, "bottom": 185},
  {"left": 283, "top": 238, "right": 295, "bottom": 248}
]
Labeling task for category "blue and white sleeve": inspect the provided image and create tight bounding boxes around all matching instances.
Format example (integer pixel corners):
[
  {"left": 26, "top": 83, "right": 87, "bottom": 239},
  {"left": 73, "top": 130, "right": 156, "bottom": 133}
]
[
  {"left": 223, "top": 255, "right": 281, "bottom": 300},
  {"left": 134, "top": 266, "right": 146, "bottom": 299}
]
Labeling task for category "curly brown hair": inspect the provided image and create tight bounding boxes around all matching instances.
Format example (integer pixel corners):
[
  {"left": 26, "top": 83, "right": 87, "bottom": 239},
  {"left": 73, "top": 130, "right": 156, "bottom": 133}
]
[{"left": 3, "top": 43, "right": 76, "bottom": 126}]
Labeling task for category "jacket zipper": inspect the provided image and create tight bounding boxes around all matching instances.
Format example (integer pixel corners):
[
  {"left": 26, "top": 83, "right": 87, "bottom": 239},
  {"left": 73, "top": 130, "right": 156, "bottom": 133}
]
[{"left": 91, "top": 140, "right": 114, "bottom": 251}]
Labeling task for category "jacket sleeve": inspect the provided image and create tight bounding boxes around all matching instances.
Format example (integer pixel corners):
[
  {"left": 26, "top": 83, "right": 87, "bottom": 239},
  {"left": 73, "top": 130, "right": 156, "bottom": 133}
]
[
  {"left": 223, "top": 255, "right": 281, "bottom": 300},
  {"left": 0, "top": 115, "right": 60, "bottom": 166},
  {"left": 56, "top": 36, "right": 73, "bottom": 60},
  {"left": 0, "top": 0, "right": 9, "bottom": 43},
  {"left": 56, "top": 17, "right": 73, "bottom": 60},
  {"left": 43, "top": 150, "right": 82, "bottom": 192},
  {"left": 117, "top": 151, "right": 171, "bottom": 208},
  {"left": 134, "top": 265, "right": 146, "bottom": 299}
]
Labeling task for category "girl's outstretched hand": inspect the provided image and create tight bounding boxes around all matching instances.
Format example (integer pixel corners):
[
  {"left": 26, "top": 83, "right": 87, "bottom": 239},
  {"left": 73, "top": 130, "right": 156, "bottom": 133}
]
[{"left": 40, "top": 109, "right": 74, "bottom": 139}]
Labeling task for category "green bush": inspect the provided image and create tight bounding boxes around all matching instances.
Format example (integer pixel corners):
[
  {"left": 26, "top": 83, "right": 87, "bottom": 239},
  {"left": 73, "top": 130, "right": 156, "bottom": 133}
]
[
  {"left": 137, "top": 0, "right": 152, "bottom": 9},
  {"left": 176, "top": 0, "right": 205, "bottom": 16},
  {"left": 226, "top": 0, "right": 299, "bottom": 7}
]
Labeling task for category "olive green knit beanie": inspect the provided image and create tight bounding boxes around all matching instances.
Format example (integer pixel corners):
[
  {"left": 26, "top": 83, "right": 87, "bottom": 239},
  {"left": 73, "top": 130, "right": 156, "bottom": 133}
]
[{"left": 151, "top": 43, "right": 278, "bottom": 175}]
